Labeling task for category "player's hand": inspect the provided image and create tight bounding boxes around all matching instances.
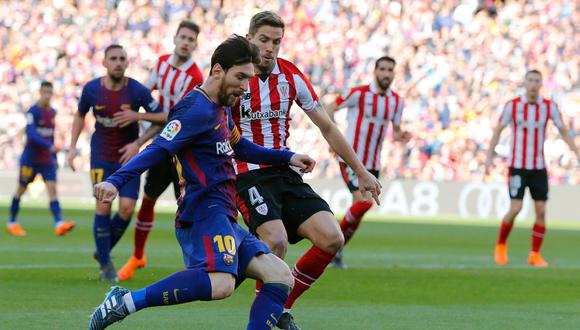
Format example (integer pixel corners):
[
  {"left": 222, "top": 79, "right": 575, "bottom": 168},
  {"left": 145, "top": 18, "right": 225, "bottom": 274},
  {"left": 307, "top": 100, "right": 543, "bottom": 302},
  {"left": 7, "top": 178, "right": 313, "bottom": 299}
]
[
  {"left": 119, "top": 142, "right": 139, "bottom": 164},
  {"left": 356, "top": 169, "right": 382, "bottom": 205},
  {"left": 113, "top": 111, "right": 140, "bottom": 128},
  {"left": 290, "top": 154, "right": 316, "bottom": 173},
  {"left": 67, "top": 147, "right": 77, "bottom": 172},
  {"left": 394, "top": 130, "right": 412, "bottom": 143},
  {"left": 94, "top": 182, "right": 118, "bottom": 203},
  {"left": 50, "top": 145, "right": 61, "bottom": 153}
]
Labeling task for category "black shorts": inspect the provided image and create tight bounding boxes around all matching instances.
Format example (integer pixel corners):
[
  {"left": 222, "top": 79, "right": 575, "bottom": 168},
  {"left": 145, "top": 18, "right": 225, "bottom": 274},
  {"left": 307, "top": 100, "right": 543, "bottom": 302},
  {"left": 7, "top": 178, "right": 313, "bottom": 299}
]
[
  {"left": 236, "top": 166, "right": 333, "bottom": 244},
  {"left": 143, "top": 153, "right": 181, "bottom": 199},
  {"left": 339, "top": 162, "right": 380, "bottom": 193},
  {"left": 508, "top": 167, "right": 549, "bottom": 201}
]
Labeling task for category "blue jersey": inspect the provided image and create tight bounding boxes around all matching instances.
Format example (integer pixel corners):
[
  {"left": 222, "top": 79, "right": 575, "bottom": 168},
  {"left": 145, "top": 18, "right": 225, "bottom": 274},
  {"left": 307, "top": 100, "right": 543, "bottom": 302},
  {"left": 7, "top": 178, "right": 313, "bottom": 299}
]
[
  {"left": 21, "top": 104, "right": 56, "bottom": 165},
  {"left": 78, "top": 77, "right": 162, "bottom": 163},
  {"left": 106, "top": 88, "right": 294, "bottom": 223}
]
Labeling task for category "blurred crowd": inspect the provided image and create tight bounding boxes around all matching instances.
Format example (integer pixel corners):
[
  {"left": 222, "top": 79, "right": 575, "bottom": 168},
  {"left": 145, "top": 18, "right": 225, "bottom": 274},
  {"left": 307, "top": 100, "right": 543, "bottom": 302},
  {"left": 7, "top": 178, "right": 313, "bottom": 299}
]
[{"left": 0, "top": 0, "right": 578, "bottom": 184}]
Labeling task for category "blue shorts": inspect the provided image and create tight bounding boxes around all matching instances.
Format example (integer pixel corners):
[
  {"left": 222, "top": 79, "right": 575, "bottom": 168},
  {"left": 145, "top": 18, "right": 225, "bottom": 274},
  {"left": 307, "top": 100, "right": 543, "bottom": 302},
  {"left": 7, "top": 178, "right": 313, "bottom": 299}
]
[
  {"left": 176, "top": 213, "right": 271, "bottom": 285},
  {"left": 90, "top": 158, "right": 140, "bottom": 199},
  {"left": 19, "top": 161, "right": 57, "bottom": 186}
]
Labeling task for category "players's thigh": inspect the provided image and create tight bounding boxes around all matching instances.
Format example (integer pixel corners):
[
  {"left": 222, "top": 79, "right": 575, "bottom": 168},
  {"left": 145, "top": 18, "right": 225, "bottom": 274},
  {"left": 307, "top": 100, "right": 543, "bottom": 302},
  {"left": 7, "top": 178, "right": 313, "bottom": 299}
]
[
  {"left": 117, "top": 197, "right": 137, "bottom": 220},
  {"left": 297, "top": 211, "right": 344, "bottom": 254},
  {"left": 244, "top": 253, "right": 293, "bottom": 286},
  {"left": 256, "top": 220, "right": 289, "bottom": 259},
  {"left": 207, "top": 272, "right": 236, "bottom": 300}
]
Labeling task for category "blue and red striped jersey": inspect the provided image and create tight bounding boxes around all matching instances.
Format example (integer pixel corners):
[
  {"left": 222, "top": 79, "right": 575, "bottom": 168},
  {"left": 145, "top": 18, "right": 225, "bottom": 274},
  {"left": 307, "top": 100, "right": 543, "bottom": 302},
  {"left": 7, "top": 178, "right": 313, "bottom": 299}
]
[{"left": 21, "top": 104, "right": 56, "bottom": 165}]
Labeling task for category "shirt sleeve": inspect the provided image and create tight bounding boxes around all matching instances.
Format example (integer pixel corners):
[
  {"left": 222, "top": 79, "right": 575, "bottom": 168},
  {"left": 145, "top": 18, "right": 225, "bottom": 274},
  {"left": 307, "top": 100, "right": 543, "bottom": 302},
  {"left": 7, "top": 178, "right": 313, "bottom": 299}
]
[
  {"left": 335, "top": 88, "right": 360, "bottom": 108},
  {"left": 393, "top": 96, "right": 404, "bottom": 126},
  {"left": 25, "top": 110, "right": 52, "bottom": 149},
  {"left": 549, "top": 101, "right": 564, "bottom": 128},
  {"left": 137, "top": 83, "right": 162, "bottom": 113},
  {"left": 152, "top": 103, "right": 208, "bottom": 156},
  {"left": 499, "top": 101, "right": 513, "bottom": 126},
  {"left": 293, "top": 70, "right": 319, "bottom": 112},
  {"left": 144, "top": 58, "right": 159, "bottom": 90},
  {"left": 77, "top": 84, "right": 91, "bottom": 116}
]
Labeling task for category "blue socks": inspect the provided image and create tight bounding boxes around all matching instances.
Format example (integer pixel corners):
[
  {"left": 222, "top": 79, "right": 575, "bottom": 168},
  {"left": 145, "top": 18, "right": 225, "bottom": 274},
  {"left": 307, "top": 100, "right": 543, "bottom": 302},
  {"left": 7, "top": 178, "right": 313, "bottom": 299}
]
[
  {"left": 9, "top": 197, "right": 20, "bottom": 223},
  {"left": 247, "top": 283, "right": 290, "bottom": 330},
  {"left": 110, "top": 213, "right": 131, "bottom": 249},
  {"left": 93, "top": 214, "right": 111, "bottom": 265},
  {"left": 131, "top": 269, "right": 212, "bottom": 311},
  {"left": 49, "top": 200, "right": 62, "bottom": 225}
]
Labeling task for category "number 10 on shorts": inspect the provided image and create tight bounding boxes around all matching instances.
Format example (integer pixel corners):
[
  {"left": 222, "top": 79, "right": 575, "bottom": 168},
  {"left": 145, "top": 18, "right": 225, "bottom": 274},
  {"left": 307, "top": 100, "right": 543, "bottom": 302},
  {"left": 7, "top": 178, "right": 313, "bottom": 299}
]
[{"left": 213, "top": 235, "right": 236, "bottom": 255}]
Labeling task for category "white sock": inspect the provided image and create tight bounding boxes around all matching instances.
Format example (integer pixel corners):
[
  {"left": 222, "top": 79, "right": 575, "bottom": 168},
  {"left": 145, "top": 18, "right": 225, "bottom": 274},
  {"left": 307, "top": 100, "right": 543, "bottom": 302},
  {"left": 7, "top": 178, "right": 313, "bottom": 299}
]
[
  {"left": 55, "top": 221, "right": 62, "bottom": 228},
  {"left": 123, "top": 292, "right": 136, "bottom": 313}
]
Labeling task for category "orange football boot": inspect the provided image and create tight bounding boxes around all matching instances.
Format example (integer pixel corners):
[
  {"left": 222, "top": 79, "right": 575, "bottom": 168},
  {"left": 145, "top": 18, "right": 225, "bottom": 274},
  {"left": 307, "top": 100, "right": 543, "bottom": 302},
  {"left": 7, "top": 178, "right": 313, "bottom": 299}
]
[
  {"left": 494, "top": 243, "right": 508, "bottom": 265},
  {"left": 528, "top": 252, "right": 549, "bottom": 268},
  {"left": 6, "top": 223, "right": 26, "bottom": 237},
  {"left": 118, "top": 255, "right": 148, "bottom": 281},
  {"left": 55, "top": 221, "right": 76, "bottom": 236}
]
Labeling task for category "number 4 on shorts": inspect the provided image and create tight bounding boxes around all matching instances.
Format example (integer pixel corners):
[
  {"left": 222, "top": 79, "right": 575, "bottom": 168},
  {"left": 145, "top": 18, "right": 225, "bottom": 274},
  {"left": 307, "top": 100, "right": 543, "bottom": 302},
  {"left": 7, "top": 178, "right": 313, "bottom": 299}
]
[{"left": 248, "top": 186, "right": 264, "bottom": 205}]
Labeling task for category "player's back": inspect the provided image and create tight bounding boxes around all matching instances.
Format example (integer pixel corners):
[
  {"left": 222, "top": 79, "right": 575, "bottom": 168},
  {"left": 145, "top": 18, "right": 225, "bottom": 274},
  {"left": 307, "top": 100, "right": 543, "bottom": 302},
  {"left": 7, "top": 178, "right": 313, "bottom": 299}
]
[
  {"left": 79, "top": 77, "right": 158, "bottom": 163},
  {"left": 21, "top": 104, "right": 56, "bottom": 165}
]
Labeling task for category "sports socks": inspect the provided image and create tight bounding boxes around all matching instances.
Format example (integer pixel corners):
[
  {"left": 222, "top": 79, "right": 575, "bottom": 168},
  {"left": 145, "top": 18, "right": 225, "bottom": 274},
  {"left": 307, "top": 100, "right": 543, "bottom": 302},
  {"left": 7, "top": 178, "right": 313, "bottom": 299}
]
[
  {"left": 248, "top": 283, "right": 290, "bottom": 330},
  {"left": 285, "top": 246, "right": 335, "bottom": 309},
  {"left": 110, "top": 213, "right": 131, "bottom": 250},
  {"left": 93, "top": 214, "right": 112, "bottom": 265},
  {"left": 497, "top": 221, "right": 514, "bottom": 244},
  {"left": 531, "top": 224, "right": 546, "bottom": 253},
  {"left": 49, "top": 200, "right": 62, "bottom": 226},
  {"left": 134, "top": 197, "right": 156, "bottom": 259},
  {"left": 339, "top": 201, "right": 373, "bottom": 244},
  {"left": 126, "top": 268, "right": 212, "bottom": 312},
  {"left": 9, "top": 197, "right": 20, "bottom": 223}
]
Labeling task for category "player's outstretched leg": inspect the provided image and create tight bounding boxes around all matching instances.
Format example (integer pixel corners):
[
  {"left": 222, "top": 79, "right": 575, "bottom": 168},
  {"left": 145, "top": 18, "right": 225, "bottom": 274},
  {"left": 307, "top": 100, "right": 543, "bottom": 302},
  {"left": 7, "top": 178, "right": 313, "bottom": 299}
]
[
  {"left": 528, "top": 201, "right": 548, "bottom": 267},
  {"left": 494, "top": 200, "right": 521, "bottom": 265}
]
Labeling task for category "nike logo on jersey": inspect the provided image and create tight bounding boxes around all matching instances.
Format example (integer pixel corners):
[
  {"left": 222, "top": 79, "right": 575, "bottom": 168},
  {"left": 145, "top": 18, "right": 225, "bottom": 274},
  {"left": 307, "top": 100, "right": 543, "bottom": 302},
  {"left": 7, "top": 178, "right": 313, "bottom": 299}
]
[
  {"left": 214, "top": 123, "right": 222, "bottom": 130},
  {"left": 95, "top": 105, "right": 105, "bottom": 110}
]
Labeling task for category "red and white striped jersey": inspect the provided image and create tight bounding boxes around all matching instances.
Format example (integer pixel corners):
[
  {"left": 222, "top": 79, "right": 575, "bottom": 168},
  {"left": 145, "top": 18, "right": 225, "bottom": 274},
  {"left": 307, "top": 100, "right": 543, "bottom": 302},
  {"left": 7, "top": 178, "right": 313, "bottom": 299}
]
[
  {"left": 231, "top": 58, "right": 319, "bottom": 174},
  {"left": 335, "top": 83, "right": 404, "bottom": 171},
  {"left": 499, "top": 96, "right": 564, "bottom": 170},
  {"left": 145, "top": 54, "right": 203, "bottom": 112}
]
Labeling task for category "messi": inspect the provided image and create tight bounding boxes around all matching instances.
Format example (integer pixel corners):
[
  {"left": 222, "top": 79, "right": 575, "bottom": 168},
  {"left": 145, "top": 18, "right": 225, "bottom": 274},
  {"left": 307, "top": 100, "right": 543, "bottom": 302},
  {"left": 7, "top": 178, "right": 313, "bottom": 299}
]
[{"left": 216, "top": 139, "right": 233, "bottom": 156}]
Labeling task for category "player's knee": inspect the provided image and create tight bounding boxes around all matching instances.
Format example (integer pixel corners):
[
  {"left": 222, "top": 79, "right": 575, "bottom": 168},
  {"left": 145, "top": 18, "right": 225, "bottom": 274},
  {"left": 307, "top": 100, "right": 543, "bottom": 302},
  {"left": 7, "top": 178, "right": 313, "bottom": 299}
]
[
  {"left": 210, "top": 276, "right": 235, "bottom": 300},
  {"left": 262, "top": 256, "right": 293, "bottom": 288},
  {"left": 509, "top": 203, "right": 523, "bottom": 215},
  {"left": 318, "top": 231, "right": 344, "bottom": 254},
  {"left": 118, "top": 206, "right": 135, "bottom": 220},
  {"left": 264, "top": 236, "right": 288, "bottom": 259}
]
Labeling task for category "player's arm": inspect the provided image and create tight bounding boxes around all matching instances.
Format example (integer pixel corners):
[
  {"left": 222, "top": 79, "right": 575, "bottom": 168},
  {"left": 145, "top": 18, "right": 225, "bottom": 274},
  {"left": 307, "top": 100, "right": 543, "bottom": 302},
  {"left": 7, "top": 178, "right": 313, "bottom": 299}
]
[
  {"left": 231, "top": 127, "right": 315, "bottom": 173},
  {"left": 551, "top": 104, "right": 580, "bottom": 162},
  {"left": 95, "top": 144, "right": 168, "bottom": 203},
  {"left": 484, "top": 122, "right": 507, "bottom": 175},
  {"left": 68, "top": 86, "right": 90, "bottom": 171},
  {"left": 391, "top": 100, "right": 411, "bottom": 143},
  {"left": 307, "top": 103, "right": 381, "bottom": 203},
  {"left": 113, "top": 84, "right": 167, "bottom": 127},
  {"left": 25, "top": 112, "right": 54, "bottom": 150}
]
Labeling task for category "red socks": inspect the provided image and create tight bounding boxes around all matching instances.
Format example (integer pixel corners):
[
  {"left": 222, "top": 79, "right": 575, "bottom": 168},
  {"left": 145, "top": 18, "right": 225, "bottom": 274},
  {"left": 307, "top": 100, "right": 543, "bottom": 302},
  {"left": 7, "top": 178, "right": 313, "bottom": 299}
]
[
  {"left": 134, "top": 197, "right": 156, "bottom": 259},
  {"left": 531, "top": 224, "right": 546, "bottom": 253},
  {"left": 497, "top": 221, "right": 514, "bottom": 245},
  {"left": 284, "top": 246, "right": 335, "bottom": 309},
  {"left": 339, "top": 201, "right": 373, "bottom": 244}
]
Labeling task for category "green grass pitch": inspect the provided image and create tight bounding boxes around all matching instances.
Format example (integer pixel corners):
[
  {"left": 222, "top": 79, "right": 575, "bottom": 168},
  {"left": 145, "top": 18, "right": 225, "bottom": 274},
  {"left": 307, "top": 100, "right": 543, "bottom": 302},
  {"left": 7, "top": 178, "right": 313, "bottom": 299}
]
[{"left": 1, "top": 206, "right": 580, "bottom": 329}]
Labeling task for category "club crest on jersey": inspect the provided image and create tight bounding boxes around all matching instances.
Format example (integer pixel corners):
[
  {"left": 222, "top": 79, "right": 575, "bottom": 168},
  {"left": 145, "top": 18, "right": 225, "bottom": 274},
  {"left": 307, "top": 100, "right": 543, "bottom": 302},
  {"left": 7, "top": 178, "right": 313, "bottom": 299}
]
[
  {"left": 255, "top": 203, "right": 268, "bottom": 216},
  {"left": 121, "top": 104, "right": 132, "bottom": 111},
  {"left": 161, "top": 120, "right": 182, "bottom": 141},
  {"left": 216, "top": 139, "right": 234, "bottom": 156},
  {"left": 223, "top": 254, "right": 234, "bottom": 266},
  {"left": 278, "top": 83, "right": 289, "bottom": 100}
]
